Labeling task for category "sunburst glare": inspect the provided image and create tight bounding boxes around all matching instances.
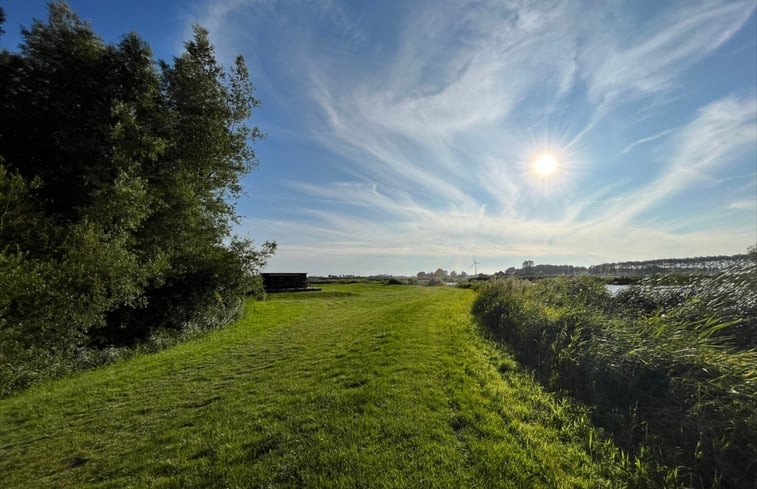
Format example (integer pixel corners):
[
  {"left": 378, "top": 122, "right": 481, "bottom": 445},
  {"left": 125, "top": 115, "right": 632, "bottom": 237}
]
[
  {"left": 517, "top": 127, "right": 583, "bottom": 201},
  {"left": 533, "top": 153, "right": 558, "bottom": 176}
]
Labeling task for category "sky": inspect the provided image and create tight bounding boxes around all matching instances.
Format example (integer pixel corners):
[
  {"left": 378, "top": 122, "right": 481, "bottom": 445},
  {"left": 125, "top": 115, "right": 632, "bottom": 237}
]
[{"left": 3, "top": 0, "right": 757, "bottom": 276}]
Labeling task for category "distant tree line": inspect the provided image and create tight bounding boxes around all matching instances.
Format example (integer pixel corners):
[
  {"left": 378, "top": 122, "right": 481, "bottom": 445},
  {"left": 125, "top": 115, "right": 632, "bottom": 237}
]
[
  {"left": 586, "top": 254, "right": 748, "bottom": 276},
  {"left": 0, "top": 3, "right": 274, "bottom": 393},
  {"left": 416, "top": 268, "right": 467, "bottom": 280},
  {"left": 496, "top": 255, "right": 749, "bottom": 278},
  {"left": 412, "top": 253, "right": 750, "bottom": 284}
]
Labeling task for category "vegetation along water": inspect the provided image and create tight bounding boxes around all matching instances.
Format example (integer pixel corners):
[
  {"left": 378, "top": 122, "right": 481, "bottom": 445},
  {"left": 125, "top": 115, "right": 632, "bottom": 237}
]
[{"left": 471, "top": 251, "right": 757, "bottom": 489}]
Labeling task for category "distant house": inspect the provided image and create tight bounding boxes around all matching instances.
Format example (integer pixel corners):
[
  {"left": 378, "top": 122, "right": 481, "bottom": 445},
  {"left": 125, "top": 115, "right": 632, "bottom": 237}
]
[{"left": 261, "top": 273, "right": 319, "bottom": 292}]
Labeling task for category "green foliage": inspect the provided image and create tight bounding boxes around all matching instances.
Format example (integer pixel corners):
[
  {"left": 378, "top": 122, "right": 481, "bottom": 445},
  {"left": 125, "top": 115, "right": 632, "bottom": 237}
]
[
  {"left": 0, "top": 164, "right": 47, "bottom": 251},
  {"left": 0, "top": 2, "right": 274, "bottom": 395},
  {"left": 472, "top": 266, "right": 757, "bottom": 489}
]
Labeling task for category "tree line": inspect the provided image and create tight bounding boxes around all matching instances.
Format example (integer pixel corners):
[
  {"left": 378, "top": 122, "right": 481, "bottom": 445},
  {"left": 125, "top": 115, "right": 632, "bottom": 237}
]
[
  {"left": 414, "top": 254, "right": 748, "bottom": 283},
  {"left": 416, "top": 268, "right": 467, "bottom": 279},
  {"left": 499, "top": 254, "right": 749, "bottom": 277},
  {"left": 0, "top": 3, "right": 274, "bottom": 394}
]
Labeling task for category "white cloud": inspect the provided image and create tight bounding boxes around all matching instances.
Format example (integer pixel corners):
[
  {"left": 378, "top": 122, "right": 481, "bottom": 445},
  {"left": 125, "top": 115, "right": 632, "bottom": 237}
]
[
  {"left": 191, "top": 0, "right": 756, "bottom": 274},
  {"left": 598, "top": 95, "right": 757, "bottom": 226},
  {"left": 251, "top": 94, "right": 755, "bottom": 273},
  {"left": 619, "top": 129, "right": 674, "bottom": 155},
  {"left": 726, "top": 199, "right": 757, "bottom": 211},
  {"left": 585, "top": 1, "right": 756, "bottom": 103},
  {"left": 566, "top": 1, "right": 755, "bottom": 147}
]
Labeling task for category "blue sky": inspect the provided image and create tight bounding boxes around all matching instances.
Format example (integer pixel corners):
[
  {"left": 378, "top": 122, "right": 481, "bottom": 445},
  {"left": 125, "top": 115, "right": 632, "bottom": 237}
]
[{"left": 3, "top": 1, "right": 756, "bottom": 275}]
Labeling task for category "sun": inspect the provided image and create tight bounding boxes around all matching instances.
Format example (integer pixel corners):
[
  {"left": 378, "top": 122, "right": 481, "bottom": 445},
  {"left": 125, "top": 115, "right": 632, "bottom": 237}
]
[
  {"left": 533, "top": 152, "right": 558, "bottom": 176},
  {"left": 518, "top": 131, "right": 578, "bottom": 198}
]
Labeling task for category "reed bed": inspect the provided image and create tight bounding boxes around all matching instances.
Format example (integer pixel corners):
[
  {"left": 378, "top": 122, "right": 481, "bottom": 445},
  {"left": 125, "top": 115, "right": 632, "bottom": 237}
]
[{"left": 472, "top": 257, "right": 757, "bottom": 488}]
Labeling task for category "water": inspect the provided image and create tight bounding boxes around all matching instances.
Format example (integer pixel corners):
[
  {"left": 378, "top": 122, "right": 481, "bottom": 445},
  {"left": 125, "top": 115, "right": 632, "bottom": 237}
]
[{"left": 605, "top": 284, "right": 631, "bottom": 296}]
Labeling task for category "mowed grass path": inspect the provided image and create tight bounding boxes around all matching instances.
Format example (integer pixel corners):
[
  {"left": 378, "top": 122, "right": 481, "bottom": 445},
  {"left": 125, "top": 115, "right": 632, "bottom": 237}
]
[{"left": 1, "top": 284, "right": 620, "bottom": 488}]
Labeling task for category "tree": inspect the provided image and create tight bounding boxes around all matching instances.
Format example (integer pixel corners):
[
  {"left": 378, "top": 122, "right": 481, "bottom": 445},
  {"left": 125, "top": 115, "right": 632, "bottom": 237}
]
[
  {"left": 522, "top": 260, "right": 534, "bottom": 269},
  {"left": 0, "top": 2, "right": 274, "bottom": 392}
]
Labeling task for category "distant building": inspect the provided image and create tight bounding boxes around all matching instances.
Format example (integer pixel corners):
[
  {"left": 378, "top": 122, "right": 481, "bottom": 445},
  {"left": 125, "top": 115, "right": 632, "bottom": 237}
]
[{"left": 262, "top": 273, "right": 318, "bottom": 292}]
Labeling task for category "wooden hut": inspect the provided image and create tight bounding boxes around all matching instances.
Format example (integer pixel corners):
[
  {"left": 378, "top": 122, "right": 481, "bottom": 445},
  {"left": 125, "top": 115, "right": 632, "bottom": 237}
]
[{"left": 261, "top": 273, "right": 318, "bottom": 292}]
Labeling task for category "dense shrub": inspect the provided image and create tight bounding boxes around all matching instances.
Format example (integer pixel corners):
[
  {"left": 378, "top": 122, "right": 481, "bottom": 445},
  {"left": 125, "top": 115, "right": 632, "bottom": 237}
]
[{"left": 472, "top": 263, "right": 757, "bottom": 489}]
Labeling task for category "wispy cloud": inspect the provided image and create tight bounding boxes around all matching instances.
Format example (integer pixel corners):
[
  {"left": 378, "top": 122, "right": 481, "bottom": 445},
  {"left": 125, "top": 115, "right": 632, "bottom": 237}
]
[
  {"left": 193, "top": 0, "right": 756, "bottom": 274},
  {"left": 598, "top": 95, "right": 757, "bottom": 226},
  {"left": 567, "top": 1, "right": 755, "bottom": 146},
  {"left": 584, "top": 1, "right": 756, "bottom": 103},
  {"left": 727, "top": 199, "right": 757, "bottom": 211},
  {"left": 619, "top": 129, "right": 675, "bottom": 155}
]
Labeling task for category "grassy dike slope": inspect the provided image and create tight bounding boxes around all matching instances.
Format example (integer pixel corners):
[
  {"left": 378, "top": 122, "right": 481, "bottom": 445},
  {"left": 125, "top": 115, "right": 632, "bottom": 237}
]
[{"left": 1, "top": 284, "right": 621, "bottom": 488}]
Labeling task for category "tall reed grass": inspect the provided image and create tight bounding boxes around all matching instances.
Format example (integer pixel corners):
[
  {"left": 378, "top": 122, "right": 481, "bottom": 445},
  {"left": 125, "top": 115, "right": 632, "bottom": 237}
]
[{"left": 472, "top": 256, "right": 757, "bottom": 488}]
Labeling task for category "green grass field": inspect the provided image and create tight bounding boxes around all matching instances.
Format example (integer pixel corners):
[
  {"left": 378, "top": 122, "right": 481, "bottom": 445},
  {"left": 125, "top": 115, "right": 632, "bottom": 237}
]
[{"left": 0, "top": 284, "right": 627, "bottom": 488}]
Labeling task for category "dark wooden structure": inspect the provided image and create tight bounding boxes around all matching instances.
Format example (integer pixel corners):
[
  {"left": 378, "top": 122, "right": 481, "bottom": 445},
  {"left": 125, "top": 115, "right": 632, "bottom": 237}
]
[{"left": 261, "top": 273, "right": 319, "bottom": 293}]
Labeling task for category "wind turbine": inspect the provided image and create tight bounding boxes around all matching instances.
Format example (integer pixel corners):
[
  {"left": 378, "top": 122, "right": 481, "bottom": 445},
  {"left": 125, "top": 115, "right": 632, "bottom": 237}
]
[{"left": 472, "top": 257, "right": 480, "bottom": 276}]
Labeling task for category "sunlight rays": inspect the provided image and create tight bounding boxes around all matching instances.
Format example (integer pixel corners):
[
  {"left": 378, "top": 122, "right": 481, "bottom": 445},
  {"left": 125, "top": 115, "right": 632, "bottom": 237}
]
[
  {"left": 533, "top": 152, "right": 558, "bottom": 175},
  {"left": 515, "top": 126, "right": 584, "bottom": 203}
]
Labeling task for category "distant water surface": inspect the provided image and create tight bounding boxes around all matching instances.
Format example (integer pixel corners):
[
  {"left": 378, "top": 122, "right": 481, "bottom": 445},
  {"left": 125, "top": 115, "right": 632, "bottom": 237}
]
[{"left": 605, "top": 284, "right": 631, "bottom": 296}]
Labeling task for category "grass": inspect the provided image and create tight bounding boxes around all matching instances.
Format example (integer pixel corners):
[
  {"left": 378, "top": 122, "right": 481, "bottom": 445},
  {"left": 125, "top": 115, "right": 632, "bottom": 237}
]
[{"left": 1, "top": 283, "right": 628, "bottom": 488}]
